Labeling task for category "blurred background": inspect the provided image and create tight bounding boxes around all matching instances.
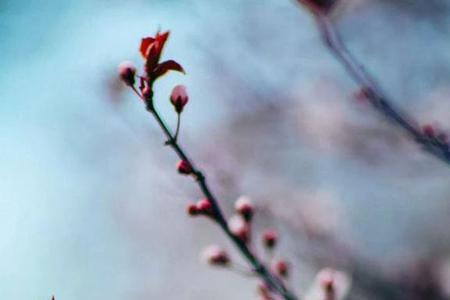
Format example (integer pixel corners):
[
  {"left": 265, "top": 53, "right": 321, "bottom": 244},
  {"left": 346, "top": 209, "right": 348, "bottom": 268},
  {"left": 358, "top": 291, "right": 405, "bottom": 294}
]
[{"left": 1, "top": 0, "right": 450, "bottom": 299}]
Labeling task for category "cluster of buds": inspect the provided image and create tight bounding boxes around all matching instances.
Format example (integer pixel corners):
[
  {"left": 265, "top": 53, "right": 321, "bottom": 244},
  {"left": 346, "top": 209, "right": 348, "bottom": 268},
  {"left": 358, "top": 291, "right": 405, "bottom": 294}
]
[
  {"left": 196, "top": 195, "right": 292, "bottom": 284},
  {"left": 227, "top": 196, "right": 255, "bottom": 243},
  {"left": 187, "top": 198, "right": 213, "bottom": 217},
  {"left": 262, "top": 228, "right": 290, "bottom": 280},
  {"left": 118, "top": 30, "right": 185, "bottom": 109},
  {"left": 201, "top": 245, "right": 230, "bottom": 267},
  {"left": 119, "top": 29, "right": 300, "bottom": 300}
]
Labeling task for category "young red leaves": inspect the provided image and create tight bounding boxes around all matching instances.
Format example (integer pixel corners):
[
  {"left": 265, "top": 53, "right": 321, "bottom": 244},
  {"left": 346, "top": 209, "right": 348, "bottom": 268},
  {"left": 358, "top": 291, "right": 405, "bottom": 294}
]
[
  {"left": 140, "top": 31, "right": 168, "bottom": 72},
  {"left": 118, "top": 31, "right": 185, "bottom": 109},
  {"left": 140, "top": 31, "right": 184, "bottom": 86}
]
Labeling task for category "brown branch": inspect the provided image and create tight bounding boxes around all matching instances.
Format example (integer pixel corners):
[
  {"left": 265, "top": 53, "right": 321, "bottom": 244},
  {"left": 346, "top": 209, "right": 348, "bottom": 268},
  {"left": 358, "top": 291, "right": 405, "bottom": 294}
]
[
  {"left": 130, "top": 86, "right": 298, "bottom": 300},
  {"left": 309, "top": 12, "right": 450, "bottom": 166}
]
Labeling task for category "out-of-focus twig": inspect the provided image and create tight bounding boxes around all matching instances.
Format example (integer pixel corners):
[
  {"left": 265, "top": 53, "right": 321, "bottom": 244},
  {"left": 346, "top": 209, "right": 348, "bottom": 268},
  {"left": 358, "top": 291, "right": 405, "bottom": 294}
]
[
  {"left": 296, "top": 1, "right": 450, "bottom": 166},
  {"left": 317, "top": 13, "right": 450, "bottom": 165}
]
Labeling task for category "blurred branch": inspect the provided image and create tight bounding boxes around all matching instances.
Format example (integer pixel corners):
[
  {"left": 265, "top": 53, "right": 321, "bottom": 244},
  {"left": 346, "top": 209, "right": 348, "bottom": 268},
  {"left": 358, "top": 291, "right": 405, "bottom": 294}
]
[
  {"left": 302, "top": 7, "right": 450, "bottom": 166},
  {"left": 262, "top": 199, "right": 447, "bottom": 300}
]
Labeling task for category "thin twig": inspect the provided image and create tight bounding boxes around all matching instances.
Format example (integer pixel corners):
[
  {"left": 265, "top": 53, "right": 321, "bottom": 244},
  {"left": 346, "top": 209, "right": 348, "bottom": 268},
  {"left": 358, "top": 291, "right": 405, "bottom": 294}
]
[
  {"left": 174, "top": 113, "right": 181, "bottom": 142},
  {"left": 313, "top": 13, "right": 450, "bottom": 166},
  {"left": 130, "top": 87, "right": 298, "bottom": 299}
]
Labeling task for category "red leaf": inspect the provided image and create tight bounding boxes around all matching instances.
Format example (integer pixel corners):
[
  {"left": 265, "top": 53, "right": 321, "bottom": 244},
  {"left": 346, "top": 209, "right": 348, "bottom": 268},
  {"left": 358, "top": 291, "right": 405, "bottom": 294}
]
[
  {"left": 152, "top": 60, "right": 185, "bottom": 80},
  {"left": 140, "top": 37, "right": 155, "bottom": 58},
  {"left": 154, "top": 31, "right": 170, "bottom": 51},
  {"left": 144, "top": 31, "right": 171, "bottom": 76}
]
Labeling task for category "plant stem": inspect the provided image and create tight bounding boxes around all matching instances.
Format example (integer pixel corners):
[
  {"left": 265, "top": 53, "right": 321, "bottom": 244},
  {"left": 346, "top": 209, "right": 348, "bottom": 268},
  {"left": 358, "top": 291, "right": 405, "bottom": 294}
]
[
  {"left": 174, "top": 113, "right": 181, "bottom": 142},
  {"left": 314, "top": 13, "right": 450, "bottom": 166},
  {"left": 130, "top": 87, "right": 298, "bottom": 299}
]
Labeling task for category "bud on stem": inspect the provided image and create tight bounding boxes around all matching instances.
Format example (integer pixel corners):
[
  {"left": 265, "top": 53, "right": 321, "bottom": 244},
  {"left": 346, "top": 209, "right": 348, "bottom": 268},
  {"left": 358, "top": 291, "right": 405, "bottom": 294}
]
[
  {"left": 118, "top": 61, "right": 136, "bottom": 86},
  {"left": 177, "top": 160, "right": 193, "bottom": 175}
]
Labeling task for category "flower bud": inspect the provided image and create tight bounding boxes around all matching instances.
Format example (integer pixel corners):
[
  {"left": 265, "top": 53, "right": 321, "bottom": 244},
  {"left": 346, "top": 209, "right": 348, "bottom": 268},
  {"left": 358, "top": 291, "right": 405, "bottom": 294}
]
[
  {"left": 317, "top": 268, "right": 336, "bottom": 298},
  {"left": 234, "top": 196, "right": 254, "bottom": 222},
  {"left": 201, "top": 245, "right": 230, "bottom": 266},
  {"left": 170, "top": 85, "right": 189, "bottom": 113},
  {"left": 197, "top": 198, "right": 213, "bottom": 215},
  {"left": 177, "top": 160, "right": 193, "bottom": 175},
  {"left": 262, "top": 229, "right": 278, "bottom": 249},
  {"left": 423, "top": 124, "right": 435, "bottom": 137},
  {"left": 229, "top": 215, "right": 250, "bottom": 243},
  {"left": 307, "top": 269, "right": 351, "bottom": 300},
  {"left": 118, "top": 61, "right": 136, "bottom": 86},
  {"left": 188, "top": 199, "right": 213, "bottom": 217},
  {"left": 187, "top": 203, "right": 199, "bottom": 216},
  {"left": 274, "top": 260, "right": 289, "bottom": 278},
  {"left": 354, "top": 87, "right": 373, "bottom": 102}
]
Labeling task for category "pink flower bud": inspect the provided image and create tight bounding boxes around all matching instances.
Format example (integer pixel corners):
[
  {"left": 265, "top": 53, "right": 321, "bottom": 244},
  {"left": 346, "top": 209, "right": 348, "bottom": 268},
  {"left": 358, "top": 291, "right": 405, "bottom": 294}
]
[
  {"left": 229, "top": 215, "right": 250, "bottom": 243},
  {"left": 234, "top": 196, "right": 254, "bottom": 222},
  {"left": 187, "top": 203, "right": 199, "bottom": 216},
  {"left": 274, "top": 260, "right": 289, "bottom": 278},
  {"left": 118, "top": 61, "right": 136, "bottom": 86},
  {"left": 201, "top": 245, "right": 230, "bottom": 266},
  {"left": 196, "top": 198, "right": 213, "bottom": 215},
  {"left": 310, "top": 268, "right": 351, "bottom": 300},
  {"left": 170, "top": 85, "right": 189, "bottom": 113},
  {"left": 177, "top": 160, "right": 192, "bottom": 175},
  {"left": 317, "top": 268, "right": 336, "bottom": 297},
  {"left": 423, "top": 124, "right": 436, "bottom": 138},
  {"left": 262, "top": 229, "right": 278, "bottom": 249},
  {"left": 354, "top": 87, "right": 372, "bottom": 102}
]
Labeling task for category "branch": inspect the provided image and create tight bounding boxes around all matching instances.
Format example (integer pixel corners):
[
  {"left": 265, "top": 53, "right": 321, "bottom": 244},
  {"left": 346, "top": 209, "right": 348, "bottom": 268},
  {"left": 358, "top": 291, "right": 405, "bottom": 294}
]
[
  {"left": 311, "top": 12, "right": 450, "bottom": 166},
  {"left": 129, "top": 86, "right": 298, "bottom": 300}
]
